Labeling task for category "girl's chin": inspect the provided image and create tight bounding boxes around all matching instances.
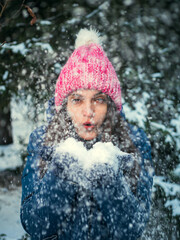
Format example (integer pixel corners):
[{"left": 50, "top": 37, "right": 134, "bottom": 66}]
[{"left": 76, "top": 130, "right": 97, "bottom": 141}]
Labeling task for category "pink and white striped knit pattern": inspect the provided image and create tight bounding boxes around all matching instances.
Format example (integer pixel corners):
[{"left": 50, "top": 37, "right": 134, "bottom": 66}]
[{"left": 55, "top": 43, "right": 122, "bottom": 111}]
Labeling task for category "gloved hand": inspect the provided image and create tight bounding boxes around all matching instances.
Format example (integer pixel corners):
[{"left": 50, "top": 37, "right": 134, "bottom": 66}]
[
  {"left": 117, "top": 153, "right": 141, "bottom": 194},
  {"left": 51, "top": 152, "right": 85, "bottom": 185},
  {"left": 50, "top": 138, "right": 133, "bottom": 190},
  {"left": 85, "top": 162, "right": 117, "bottom": 188}
]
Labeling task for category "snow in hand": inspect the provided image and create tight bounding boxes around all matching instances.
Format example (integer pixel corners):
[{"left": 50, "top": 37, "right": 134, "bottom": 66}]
[{"left": 55, "top": 137, "right": 126, "bottom": 171}]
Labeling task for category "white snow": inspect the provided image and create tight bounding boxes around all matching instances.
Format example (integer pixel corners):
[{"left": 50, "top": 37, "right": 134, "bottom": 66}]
[
  {"left": 170, "top": 114, "right": 180, "bottom": 150},
  {"left": 0, "top": 85, "right": 6, "bottom": 91},
  {"left": 151, "top": 115, "right": 180, "bottom": 151},
  {"left": 54, "top": 63, "right": 62, "bottom": 74},
  {"left": 55, "top": 137, "right": 127, "bottom": 172},
  {"left": 151, "top": 72, "right": 163, "bottom": 78},
  {"left": 2, "top": 70, "right": 8, "bottom": 80},
  {"left": 165, "top": 199, "right": 180, "bottom": 216},
  {"left": 34, "top": 42, "right": 54, "bottom": 53},
  {"left": 1, "top": 42, "right": 28, "bottom": 55},
  {"left": 153, "top": 176, "right": 180, "bottom": 197},
  {"left": 1, "top": 39, "right": 54, "bottom": 56},
  {"left": 40, "top": 20, "right": 52, "bottom": 25},
  {"left": 150, "top": 122, "right": 166, "bottom": 131},
  {"left": 0, "top": 187, "right": 28, "bottom": 239},
  {"left": 174, "top": 164, "right": 180, "bottom": 176},
  {"left": 153, "top": 176, "right": 180, "bottom": 216},
  {"left": 0, "top": 98, "right": 34, "bottom": 171},
  {"left": 123, "top": 92, "right": 149, "bottom": 128},
  {"left": 0, "top": 144, "right": 22, "bottom": 171},
  {"left": 123, "top": 0, "right": 134, "bottom": 7}
]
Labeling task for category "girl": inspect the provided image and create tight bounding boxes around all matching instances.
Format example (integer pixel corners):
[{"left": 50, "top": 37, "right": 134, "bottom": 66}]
[{"left": 20, "top": 28, "right": 153, "bottom": 240}]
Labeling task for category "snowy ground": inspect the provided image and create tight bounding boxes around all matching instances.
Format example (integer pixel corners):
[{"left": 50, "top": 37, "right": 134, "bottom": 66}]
[
  {"left": 0, "top": 98, "right": 179, "bottom": 239},
  {"left": 0, "top": 187, "right": 27, "bottom": 240}
]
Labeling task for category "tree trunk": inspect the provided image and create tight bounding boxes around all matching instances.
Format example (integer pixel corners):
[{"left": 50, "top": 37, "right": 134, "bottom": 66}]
[{"left": 0, "top": 97, "right": 13, "bottom": 145}]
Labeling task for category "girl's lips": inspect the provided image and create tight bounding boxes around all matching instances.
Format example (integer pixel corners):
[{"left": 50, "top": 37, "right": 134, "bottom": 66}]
[{"left": 83, "top": 122, "right": 95, "bottom": 130}]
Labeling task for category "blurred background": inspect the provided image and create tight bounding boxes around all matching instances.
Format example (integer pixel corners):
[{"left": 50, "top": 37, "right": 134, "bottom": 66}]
[{"left": 0, "top": 0, "right": 179, "bottom": 239}]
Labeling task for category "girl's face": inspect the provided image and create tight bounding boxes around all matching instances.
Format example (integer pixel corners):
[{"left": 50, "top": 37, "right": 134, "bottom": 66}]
[{"left": 67, "top": 89, "right": 108, "bottom": 140}]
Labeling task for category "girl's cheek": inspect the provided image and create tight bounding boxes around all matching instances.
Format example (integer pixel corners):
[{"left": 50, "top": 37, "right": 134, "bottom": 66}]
[{"left": 67, "top": 108, "right": 76, "bottom": 119}]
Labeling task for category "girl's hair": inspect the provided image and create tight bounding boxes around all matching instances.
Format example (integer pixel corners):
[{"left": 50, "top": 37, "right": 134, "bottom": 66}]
[{"left": 40, "top": 96, "right": 140, "bottom": 193}]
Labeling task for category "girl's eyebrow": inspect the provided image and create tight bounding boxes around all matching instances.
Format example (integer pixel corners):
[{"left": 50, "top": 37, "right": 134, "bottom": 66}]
[
  {"left": 69, "top": 92, "right": 107, "bottom": 98},
  {"left": 70, "top": 93, "right": 83, "bottom": 97},
  {"left": 94, "top": 92, "right": 107, "bottom": 97}
]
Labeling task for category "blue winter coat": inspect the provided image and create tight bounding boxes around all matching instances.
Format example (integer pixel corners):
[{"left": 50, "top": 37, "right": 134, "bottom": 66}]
[{"left": 20, "top": 98, "right": 153, "bottom": 240}]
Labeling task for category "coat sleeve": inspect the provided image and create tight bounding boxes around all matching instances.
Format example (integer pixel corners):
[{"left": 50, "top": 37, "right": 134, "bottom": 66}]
[
  {"left": 90, "top": 129, "right": 153, "bottom": 240},
  {"left": 20, "top": 128, "right": 79, "bottom": 239}
]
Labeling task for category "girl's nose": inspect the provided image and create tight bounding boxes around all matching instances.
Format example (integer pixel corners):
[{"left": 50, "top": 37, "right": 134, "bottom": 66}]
[{"left": 82, "top": 102, "right": 94, "bottom": 117}]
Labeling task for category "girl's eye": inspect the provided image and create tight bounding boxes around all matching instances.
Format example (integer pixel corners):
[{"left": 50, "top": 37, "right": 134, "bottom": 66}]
[
  {"left": 94, "top": 98, "right": 106, "bottom": 104},
  {"left": 71, "top": 98, "right": 82, "bottom": 104}
]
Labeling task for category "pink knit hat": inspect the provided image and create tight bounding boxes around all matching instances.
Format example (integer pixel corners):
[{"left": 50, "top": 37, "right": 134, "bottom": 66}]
[{"left": 55, "top": 28, "right": 122, "bottom": 111}]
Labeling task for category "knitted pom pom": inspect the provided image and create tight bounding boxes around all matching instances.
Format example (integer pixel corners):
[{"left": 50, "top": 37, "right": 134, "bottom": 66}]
[{"left": 75, "top": 28, "right": 101, "bottom": 49}]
